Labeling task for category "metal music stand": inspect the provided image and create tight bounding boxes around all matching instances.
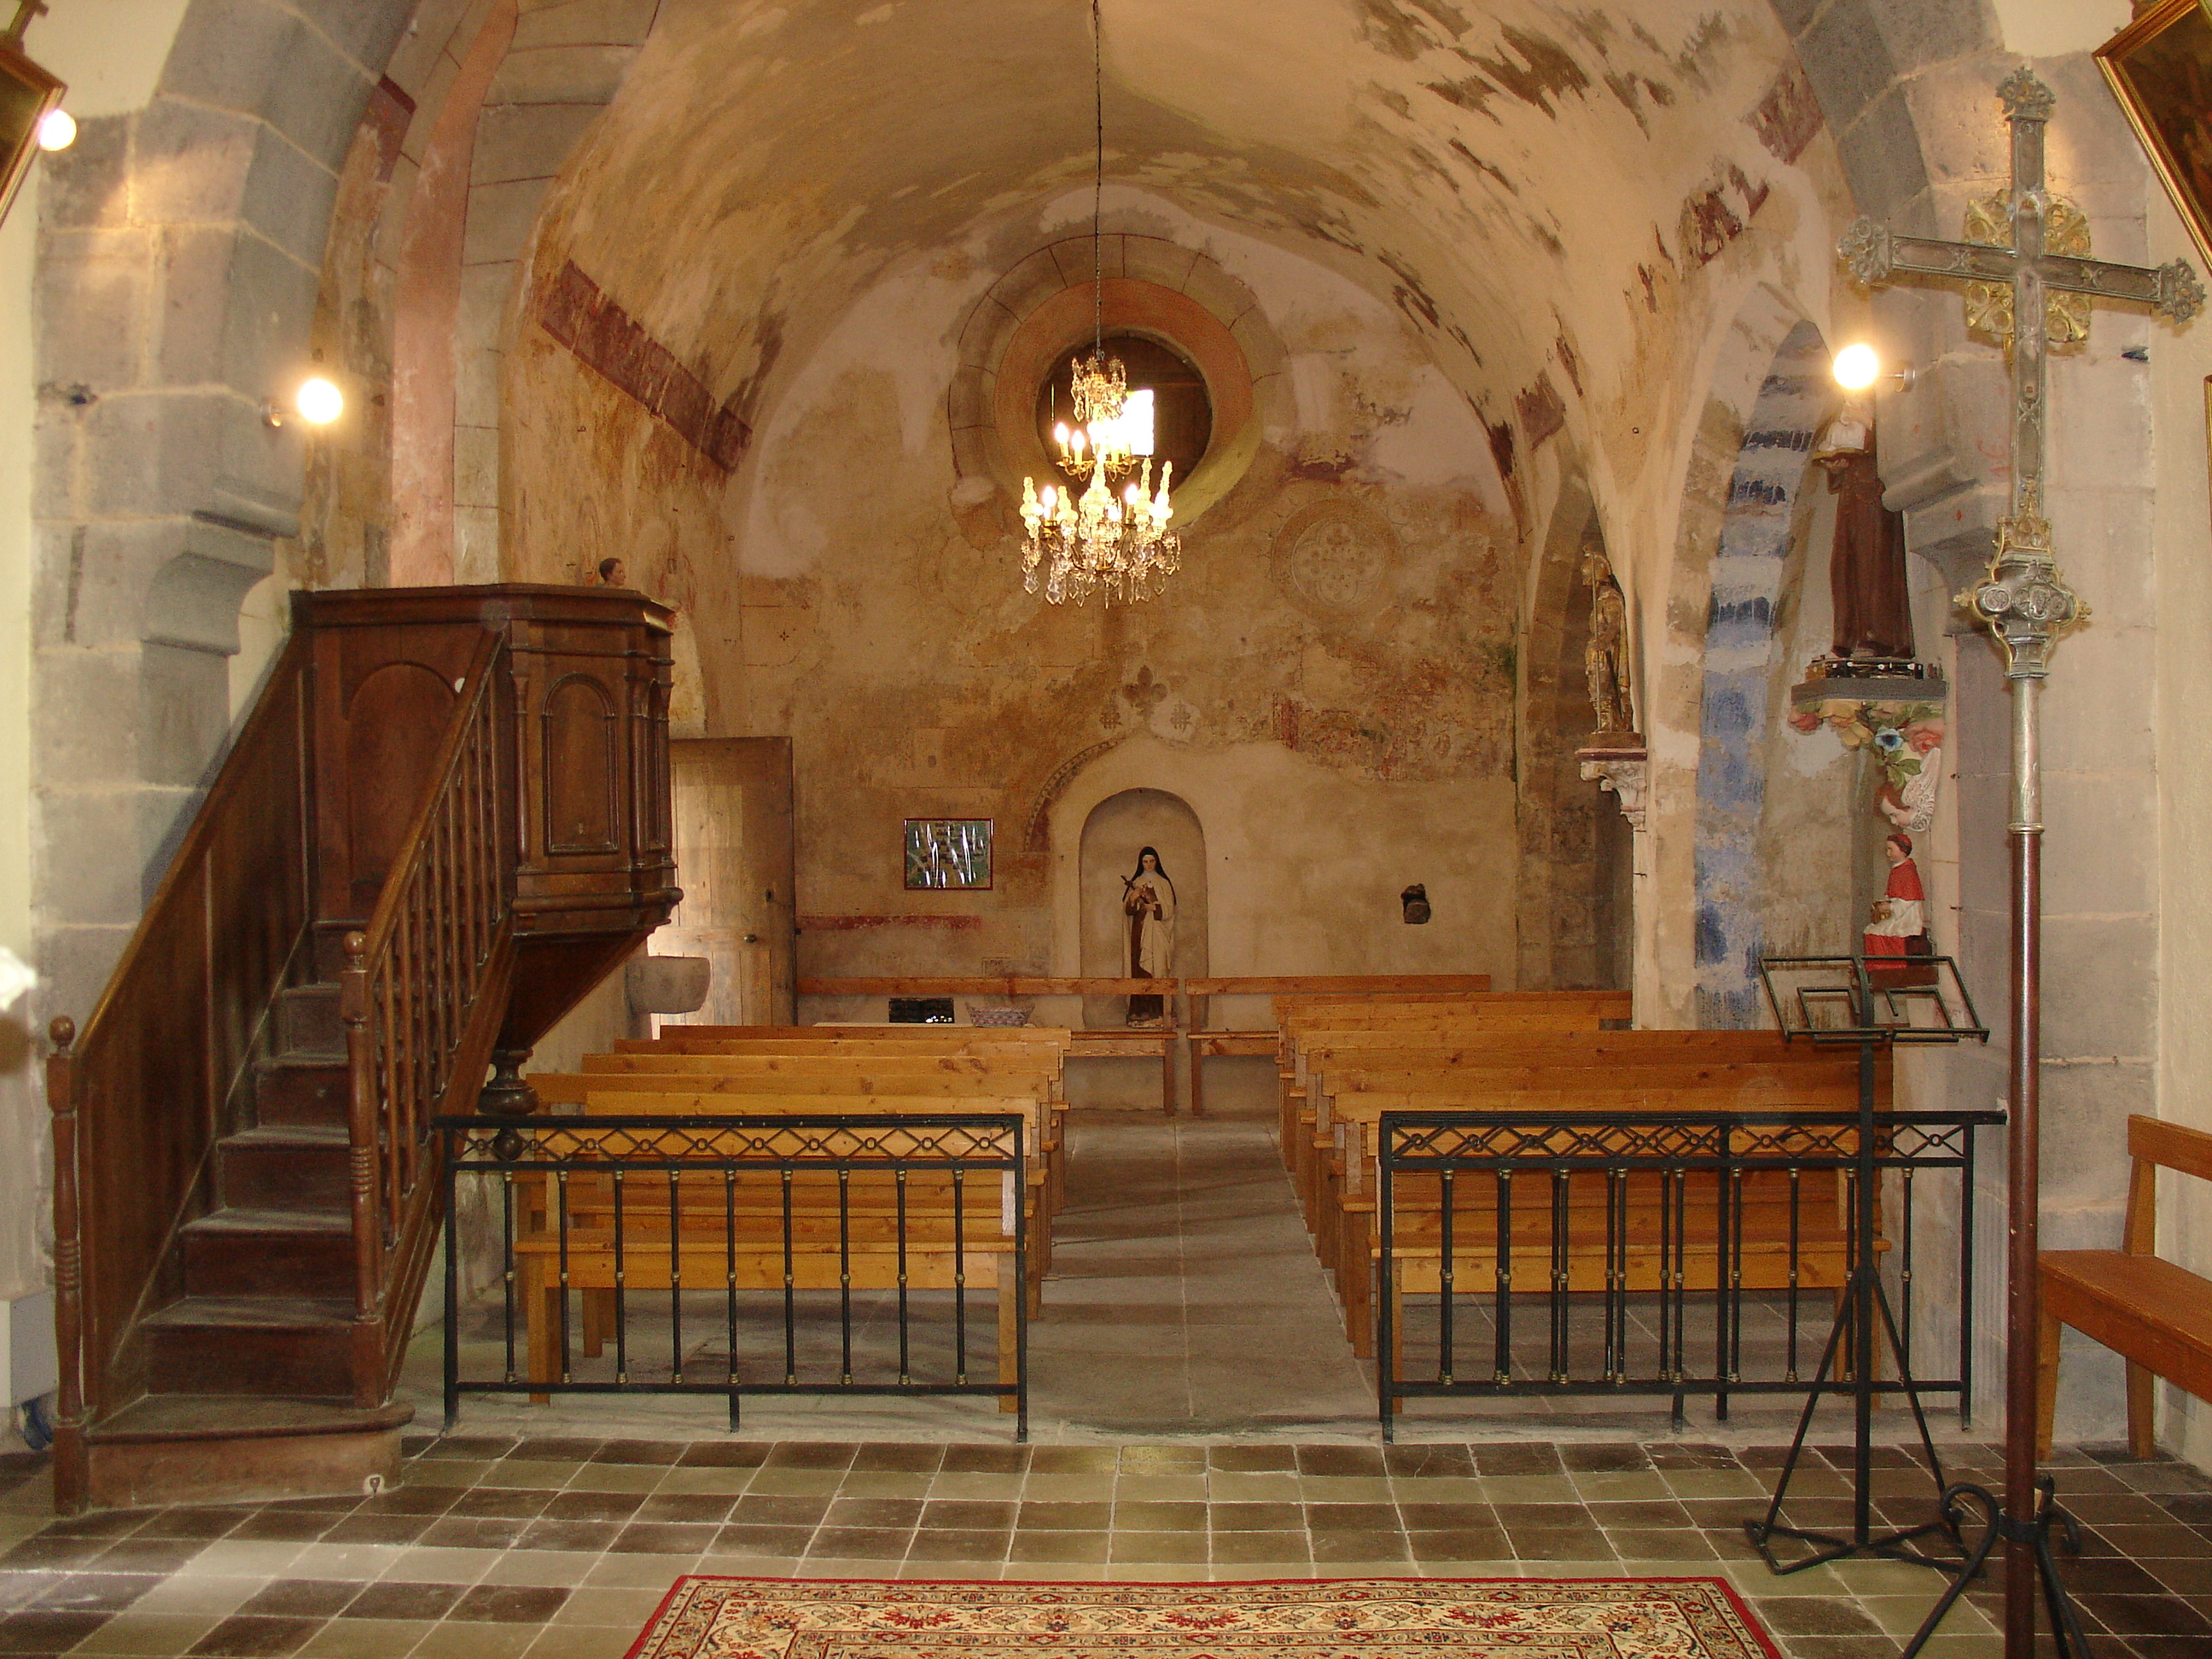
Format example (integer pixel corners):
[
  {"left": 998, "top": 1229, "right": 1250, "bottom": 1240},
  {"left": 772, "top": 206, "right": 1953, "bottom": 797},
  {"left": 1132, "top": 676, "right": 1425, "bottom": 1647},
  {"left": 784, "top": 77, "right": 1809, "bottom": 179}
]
[{"left": 1744, "top": 955, "right": 1988, "bottom": 1601}]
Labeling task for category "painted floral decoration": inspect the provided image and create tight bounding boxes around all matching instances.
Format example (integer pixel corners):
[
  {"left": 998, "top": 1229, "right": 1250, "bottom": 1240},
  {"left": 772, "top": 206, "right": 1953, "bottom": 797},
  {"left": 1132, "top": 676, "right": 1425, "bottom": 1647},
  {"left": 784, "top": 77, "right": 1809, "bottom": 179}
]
[{"left": 1787, "top": 699, "right": 1944, "bottom": 791}]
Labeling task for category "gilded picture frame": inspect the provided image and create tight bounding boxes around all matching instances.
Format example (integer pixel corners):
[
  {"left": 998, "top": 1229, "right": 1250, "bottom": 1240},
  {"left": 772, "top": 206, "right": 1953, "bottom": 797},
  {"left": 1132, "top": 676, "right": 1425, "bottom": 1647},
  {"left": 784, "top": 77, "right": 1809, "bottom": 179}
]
[
  {"left": 2098, "top": 0, "right": 2212, "bottom": 273},
  {"left": 0, "top": 39, "right": 62, "bottom": 230}
]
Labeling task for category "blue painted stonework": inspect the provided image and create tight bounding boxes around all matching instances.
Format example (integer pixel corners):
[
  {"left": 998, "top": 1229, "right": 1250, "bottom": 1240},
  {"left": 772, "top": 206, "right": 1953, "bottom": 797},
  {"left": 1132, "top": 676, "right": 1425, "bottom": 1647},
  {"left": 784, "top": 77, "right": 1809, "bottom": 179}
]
[{"left": 1692, "top": 321, "right": 1830, "bottom": 1027}]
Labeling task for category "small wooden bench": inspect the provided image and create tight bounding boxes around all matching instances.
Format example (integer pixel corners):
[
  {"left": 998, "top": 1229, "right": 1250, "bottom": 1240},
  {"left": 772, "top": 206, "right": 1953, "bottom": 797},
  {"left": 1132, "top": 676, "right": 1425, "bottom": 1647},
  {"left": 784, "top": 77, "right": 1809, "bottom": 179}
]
[
  {"left": 514, "top": 1161, "right": 1024, "bottom": 1411},
  {"left": 796, "top": 980, "right": 1179, "bottom": 1112},
  {"left": 1182, "top": 975, "right": 1493, "bottom": 1117},
  {"left": 533, "top": 1068, "right": 1069, "bottom": 1238},
  {"left": 2038, "top": 1114, "right": 2212, "bottom": 1458}
]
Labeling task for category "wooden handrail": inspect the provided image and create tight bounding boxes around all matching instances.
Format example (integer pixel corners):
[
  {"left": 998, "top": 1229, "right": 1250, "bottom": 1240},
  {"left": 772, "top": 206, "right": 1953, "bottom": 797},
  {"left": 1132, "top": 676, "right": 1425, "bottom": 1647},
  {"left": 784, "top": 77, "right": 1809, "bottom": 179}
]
[
  {"left": 46, "top": 634, "right": 315, "bottom": 1443},
  {"left": 341, "top": 631, "right": 513, "bottom": 1395}
]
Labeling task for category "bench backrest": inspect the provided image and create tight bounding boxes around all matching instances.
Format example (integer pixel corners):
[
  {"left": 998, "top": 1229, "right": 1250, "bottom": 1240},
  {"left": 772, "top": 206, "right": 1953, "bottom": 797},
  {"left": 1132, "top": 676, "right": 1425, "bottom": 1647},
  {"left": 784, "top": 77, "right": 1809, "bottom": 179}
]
[
  {"left": 1281, "top": 990, "right": 1627, "bottom": 1019},
  {"left": 1189, "top": 975, "right": 1495, "bottom": 1029},
  {"left": 650, "top": 1024, "right": 1075, "bottom": 1044},
  {"left": 2126, "top": 1114, "right": 2212, "bottom": 1253},
  {"left": 579, "top": 1054, "right": 1061, "bottom": 1080},
  {"left": 534, "top": 1070, "right": 1059, "bottom": 1108},
  {"left": 622, "top": 1036, "right": 1068, "bottom": 1057},
  {"left": 1320, "top": 1059, "right": 1870, "bottom": 1095},
  {"left": 1296, "top": 1030, "right": 1810, "bottom": 1058}
]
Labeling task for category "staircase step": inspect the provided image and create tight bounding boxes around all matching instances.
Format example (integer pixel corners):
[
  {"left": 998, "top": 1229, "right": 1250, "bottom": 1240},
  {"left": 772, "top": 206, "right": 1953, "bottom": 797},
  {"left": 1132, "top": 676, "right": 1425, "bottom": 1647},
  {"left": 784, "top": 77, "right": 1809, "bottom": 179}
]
[
  {"left": 255, "top": 1056, "right": 350, "bottom": 1126},
  {"left": 89, "top": 1394, "right": 412, "bottom": 1443},
  {"left": 276, "top": 983, "right": 345, "bottom": 1057},
  {"left": 80, "top": 1394, "right": 412, "bottom": 1511},
  {"left": 140, "top": 1296, "right": 357, "bottom": 1398},
  {"left": 182, "top": 1209, "right": 356, "bottom": 1299},
  {"left": 220, "top": 1125, "right": 351, "bottom": 1210}
]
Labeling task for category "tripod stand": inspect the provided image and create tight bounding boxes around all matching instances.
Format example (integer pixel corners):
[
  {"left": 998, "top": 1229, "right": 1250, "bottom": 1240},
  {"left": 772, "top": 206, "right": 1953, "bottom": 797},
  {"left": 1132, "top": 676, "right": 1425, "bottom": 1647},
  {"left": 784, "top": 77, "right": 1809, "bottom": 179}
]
[{"left": 1743, "top": 958, "right": 1993, "bottom": 1607}]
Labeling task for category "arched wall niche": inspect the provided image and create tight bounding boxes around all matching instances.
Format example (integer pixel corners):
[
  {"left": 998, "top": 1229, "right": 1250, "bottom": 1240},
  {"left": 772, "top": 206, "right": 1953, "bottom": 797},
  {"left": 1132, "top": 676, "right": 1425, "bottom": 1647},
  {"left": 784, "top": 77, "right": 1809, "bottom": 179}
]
[
  {"left": 1516, "top": 473, "right": 1633, "bottom": 992},
  {"left": 1045, "top": 737, "right": 1516, "bottom": 991},
  {"left": 1077, "top": 788, "right": 1210, "bottom": 985}
]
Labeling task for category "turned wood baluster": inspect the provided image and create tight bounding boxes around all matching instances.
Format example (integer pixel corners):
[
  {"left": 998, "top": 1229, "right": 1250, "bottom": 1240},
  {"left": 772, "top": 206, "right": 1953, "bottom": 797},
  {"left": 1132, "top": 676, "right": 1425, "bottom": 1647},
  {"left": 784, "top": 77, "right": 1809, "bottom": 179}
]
[
  {"left": 378, "top": 963, "right": 399, "bottom": 1247},
  {"left": 341, "top": 932, "right": 384, "bottom": 1403},
  {"left": 45, "top": 1017, "right": 86, "bottom": 1514}
]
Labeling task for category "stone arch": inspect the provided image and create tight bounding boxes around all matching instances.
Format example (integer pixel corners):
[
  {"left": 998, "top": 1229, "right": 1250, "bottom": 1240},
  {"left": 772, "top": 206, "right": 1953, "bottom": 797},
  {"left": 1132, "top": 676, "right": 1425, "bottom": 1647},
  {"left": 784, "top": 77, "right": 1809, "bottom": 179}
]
[
  {"left": 1517, "top": 472, "right": 1632, "bottom": 992},
  {"left": 25, "top": 0, "right": 1993, "bottom": 1017},
  {"left": 1690, "top": 317, "right": 1832, "bottom": 1026}
]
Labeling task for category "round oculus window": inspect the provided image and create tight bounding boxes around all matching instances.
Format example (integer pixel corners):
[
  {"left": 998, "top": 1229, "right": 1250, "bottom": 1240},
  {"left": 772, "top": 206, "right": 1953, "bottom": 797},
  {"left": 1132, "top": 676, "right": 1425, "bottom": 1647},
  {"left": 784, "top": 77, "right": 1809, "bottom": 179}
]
[{"left": 1035, "top": 333, "right": 1213, "bottom": 489}]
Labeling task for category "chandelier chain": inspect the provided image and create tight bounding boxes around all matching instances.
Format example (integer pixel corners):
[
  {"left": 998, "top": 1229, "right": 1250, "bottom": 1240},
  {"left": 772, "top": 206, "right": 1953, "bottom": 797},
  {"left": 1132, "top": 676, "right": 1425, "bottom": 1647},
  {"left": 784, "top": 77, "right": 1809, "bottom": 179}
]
[
  {"left": 1093, "top": 0, "right": 1103, "bottom": 355},
  {"left": 1016, "top": 0, "right": 1181, "bottom": 607}
]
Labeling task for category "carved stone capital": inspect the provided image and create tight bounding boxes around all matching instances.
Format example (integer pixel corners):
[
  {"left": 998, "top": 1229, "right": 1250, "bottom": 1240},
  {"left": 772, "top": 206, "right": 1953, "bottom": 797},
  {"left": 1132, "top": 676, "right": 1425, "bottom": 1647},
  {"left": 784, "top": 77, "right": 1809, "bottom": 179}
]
[{"left": 1577, "top": 741, "right": 1649, "bottom": 831}]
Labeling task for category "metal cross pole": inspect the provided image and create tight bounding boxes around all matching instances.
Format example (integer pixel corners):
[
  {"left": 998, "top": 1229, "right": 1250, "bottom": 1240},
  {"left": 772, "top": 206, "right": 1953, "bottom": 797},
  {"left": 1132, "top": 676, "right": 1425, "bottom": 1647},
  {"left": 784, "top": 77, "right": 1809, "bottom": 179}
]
[{"left": 1838, "top": 68, "right": 2201, "bottom": 1659}]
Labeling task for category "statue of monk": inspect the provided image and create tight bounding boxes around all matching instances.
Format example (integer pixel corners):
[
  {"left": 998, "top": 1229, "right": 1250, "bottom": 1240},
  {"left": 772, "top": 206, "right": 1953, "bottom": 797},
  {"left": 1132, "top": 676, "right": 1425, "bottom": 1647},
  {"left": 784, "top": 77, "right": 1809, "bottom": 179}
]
[
  {"left": 1581, "top": 549, "right": 1634, "bottom": 736},
  {"left": 1813, "top": 400, "right": 1915, "bottom": 661}
]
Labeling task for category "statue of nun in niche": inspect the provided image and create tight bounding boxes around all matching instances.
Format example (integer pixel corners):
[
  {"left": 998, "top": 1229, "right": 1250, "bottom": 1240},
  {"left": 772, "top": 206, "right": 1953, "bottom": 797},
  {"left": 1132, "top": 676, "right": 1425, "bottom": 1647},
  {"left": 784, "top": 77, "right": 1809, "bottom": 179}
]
[{"left": 1121, "top": 846, "right": 1177, "bottom": 1027}]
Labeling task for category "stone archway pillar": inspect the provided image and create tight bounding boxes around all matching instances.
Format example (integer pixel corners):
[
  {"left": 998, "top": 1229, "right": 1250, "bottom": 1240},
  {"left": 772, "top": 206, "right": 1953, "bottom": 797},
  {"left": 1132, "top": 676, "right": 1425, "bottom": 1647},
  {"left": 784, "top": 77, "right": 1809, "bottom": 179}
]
[{"left": 31, "top": 0, "right": 415, "bottom": 1013}]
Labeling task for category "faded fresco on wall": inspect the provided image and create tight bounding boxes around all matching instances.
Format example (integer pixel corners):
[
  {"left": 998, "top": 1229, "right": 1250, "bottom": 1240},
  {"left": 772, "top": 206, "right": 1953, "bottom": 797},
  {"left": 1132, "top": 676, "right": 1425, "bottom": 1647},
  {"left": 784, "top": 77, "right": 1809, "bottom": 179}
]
[{"left": 501, "top": 203, "right": 1528, "bottom": 981}]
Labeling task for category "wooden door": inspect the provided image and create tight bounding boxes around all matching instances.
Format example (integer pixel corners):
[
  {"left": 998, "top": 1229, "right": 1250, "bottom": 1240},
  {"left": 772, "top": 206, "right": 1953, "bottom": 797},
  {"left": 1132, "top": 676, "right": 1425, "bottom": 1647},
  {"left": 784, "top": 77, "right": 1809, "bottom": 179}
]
[{"left": 659, "top": 738, "right": 796, "bottom": 1027}]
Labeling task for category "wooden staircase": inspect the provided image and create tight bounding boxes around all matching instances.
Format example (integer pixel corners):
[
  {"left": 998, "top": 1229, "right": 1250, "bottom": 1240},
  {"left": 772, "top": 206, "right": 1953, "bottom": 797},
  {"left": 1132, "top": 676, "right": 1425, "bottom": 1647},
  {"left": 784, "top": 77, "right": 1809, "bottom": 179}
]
[{"left": 44, "top": 586, "right": 678, "bottom": 1512}]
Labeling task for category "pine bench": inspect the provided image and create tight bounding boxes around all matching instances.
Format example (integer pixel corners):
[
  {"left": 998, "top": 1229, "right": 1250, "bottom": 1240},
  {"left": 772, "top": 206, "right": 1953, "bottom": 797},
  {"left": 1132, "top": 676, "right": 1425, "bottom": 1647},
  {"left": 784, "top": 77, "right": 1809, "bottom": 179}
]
[{"left": 2038, "top": 1114, "right": 2212, "bottom": 1458}]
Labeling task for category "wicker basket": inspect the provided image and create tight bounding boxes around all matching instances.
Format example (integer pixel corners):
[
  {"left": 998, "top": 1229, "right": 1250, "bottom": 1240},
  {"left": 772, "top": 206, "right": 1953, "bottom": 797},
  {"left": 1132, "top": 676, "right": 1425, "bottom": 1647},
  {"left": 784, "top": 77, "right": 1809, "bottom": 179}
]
[{"left": 968, "top": 1004, "right": 1032, "bottom": 1027}]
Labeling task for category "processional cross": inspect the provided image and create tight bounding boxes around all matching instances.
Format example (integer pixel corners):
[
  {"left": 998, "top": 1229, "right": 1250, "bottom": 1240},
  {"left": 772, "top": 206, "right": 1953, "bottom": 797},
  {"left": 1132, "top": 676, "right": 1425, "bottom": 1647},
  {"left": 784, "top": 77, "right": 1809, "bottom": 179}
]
[{"left": 1837, "top": 69, "right": 2201, "bottom": 1659}]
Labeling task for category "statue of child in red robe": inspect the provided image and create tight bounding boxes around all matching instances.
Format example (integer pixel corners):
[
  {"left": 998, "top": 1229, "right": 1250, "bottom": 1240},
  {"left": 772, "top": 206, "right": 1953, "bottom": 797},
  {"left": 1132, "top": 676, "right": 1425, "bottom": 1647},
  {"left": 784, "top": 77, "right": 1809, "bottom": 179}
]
[{"left": 1863, "top": 831, "right": 1927, "bottom": 957}]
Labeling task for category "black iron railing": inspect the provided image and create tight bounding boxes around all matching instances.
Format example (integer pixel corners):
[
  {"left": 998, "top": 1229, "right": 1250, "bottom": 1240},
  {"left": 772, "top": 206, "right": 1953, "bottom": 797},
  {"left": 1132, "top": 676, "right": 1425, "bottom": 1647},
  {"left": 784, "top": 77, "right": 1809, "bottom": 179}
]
[
  {"left": 438, "top": 1114, "right": 1029, "bottom": 1437},
  {"left": 1375, "top": 1108, "right": 1999, "bottom": 1435}
]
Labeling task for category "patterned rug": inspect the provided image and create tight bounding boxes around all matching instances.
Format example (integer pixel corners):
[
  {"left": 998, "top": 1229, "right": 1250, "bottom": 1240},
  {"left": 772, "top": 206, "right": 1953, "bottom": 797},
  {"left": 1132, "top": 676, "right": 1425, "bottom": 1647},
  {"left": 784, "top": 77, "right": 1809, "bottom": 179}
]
[{"left": 624, "top": 1576, "right": 1782, "bottom": 1659}]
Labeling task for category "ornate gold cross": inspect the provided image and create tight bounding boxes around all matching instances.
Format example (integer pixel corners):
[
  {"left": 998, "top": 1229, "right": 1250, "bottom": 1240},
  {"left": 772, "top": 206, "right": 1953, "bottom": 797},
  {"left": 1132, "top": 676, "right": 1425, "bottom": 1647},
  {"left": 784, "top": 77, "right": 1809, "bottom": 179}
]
[
  {"left": 1841, "top": 69, "right": 2200, "bottom": 674},
  {"left": 1836, "top": 69, "right": 2199, "bottom": 1659}
]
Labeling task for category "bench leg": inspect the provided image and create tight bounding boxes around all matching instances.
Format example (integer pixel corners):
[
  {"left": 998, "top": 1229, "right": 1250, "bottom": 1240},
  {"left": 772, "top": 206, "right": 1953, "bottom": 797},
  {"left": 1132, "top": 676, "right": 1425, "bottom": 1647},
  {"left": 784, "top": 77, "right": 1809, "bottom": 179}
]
[
  {"left": 1162, "top": 1045, "right": 1175, "bottom": 1116},
  {"left": 1189, "top": 1045, "right": 1204, "bottom": 1120},
  {"left": 2035, "top": 1304, "right": 2060, "bottom": 1460},
  {"left": 2126, "top": 1361, "right": 2157, "bottom": 1460},
  {"left": 524, "top": 1261, "right": 558, "bottom": 1406},
  {"left": 581, "top": 1289, "right": 610, "bottom": 1359},
  {"left": 1343, "top": 1216, "right": 1373, "bottom": 1359}
]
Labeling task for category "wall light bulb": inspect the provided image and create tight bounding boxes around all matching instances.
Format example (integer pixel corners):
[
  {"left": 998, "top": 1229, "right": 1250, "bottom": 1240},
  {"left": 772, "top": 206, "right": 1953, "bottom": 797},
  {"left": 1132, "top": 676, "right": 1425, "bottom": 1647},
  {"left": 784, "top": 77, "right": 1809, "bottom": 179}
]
[
  {"left": 36, "top": 109, "right": 75, "bottom": 152},
  {"left": 1832, "top": 343, "right": 1882, "bottom": 392},
  {"left": 295, "top": 375, "right": 344, "bottom": 425}
]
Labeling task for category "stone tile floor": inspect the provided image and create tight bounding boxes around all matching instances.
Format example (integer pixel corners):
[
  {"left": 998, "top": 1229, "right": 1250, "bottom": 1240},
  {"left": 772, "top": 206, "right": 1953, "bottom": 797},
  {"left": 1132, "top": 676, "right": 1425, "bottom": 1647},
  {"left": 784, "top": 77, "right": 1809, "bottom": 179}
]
[{"left": 2, "top": 1435, "right": 2208, "bottom": 1659}]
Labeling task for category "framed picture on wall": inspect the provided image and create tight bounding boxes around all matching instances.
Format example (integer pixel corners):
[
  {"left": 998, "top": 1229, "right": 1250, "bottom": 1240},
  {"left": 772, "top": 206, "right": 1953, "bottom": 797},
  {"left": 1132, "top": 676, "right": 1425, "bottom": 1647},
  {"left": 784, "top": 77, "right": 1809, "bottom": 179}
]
[
  {"left": 2098, "top": 0, "right": 2212, "bottom": 271},
  {"left": 904, "top": 818, "right": 993, "bottom": 891}
]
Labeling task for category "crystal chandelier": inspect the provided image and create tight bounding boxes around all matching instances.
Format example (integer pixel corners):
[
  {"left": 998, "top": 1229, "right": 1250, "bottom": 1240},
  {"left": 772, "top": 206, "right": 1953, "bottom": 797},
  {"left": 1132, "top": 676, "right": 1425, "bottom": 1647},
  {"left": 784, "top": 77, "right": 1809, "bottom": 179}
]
[{"left": 1020, "top": 0, "right": 1179, "bottom": 607}]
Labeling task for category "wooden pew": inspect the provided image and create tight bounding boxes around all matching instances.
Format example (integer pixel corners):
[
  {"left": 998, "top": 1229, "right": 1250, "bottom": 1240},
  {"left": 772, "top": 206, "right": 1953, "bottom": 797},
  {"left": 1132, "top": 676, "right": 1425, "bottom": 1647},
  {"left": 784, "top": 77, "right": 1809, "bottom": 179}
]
[
  {"left": 1310, "top": 1053, "right": 1875, "bottom": 1281},
  {"left": 529, "top": 1057, "right": 1070, "bottom": 1225},
  {"left": 1275, "top": 1019, "right": 1878, "bottom": 1356},
  {"left": 1275, "top": 994, "right": 1633, "bottom": 1201},
  {"left": 1332, "top": 1078, "right": 1876, "bottom": 1354},
  {"left": 2039, "top": 1115, "right": 2212, "bottom": 1458},
  {"left": 1183, "top": 975, "right": 1495, "bottom": 1116},
  {"left": 794, "top": 980, "right": 1180, "bottom": 1112},
  {"left": 513, "top": 1141, "right": 1026, "bottom": 1412},
  {"left": 515, "top": 1077, "right": 1045, "bottom": 1405},
  {"left": 513, "top": 1016, "right": 1069, "bottom": 1412}
]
